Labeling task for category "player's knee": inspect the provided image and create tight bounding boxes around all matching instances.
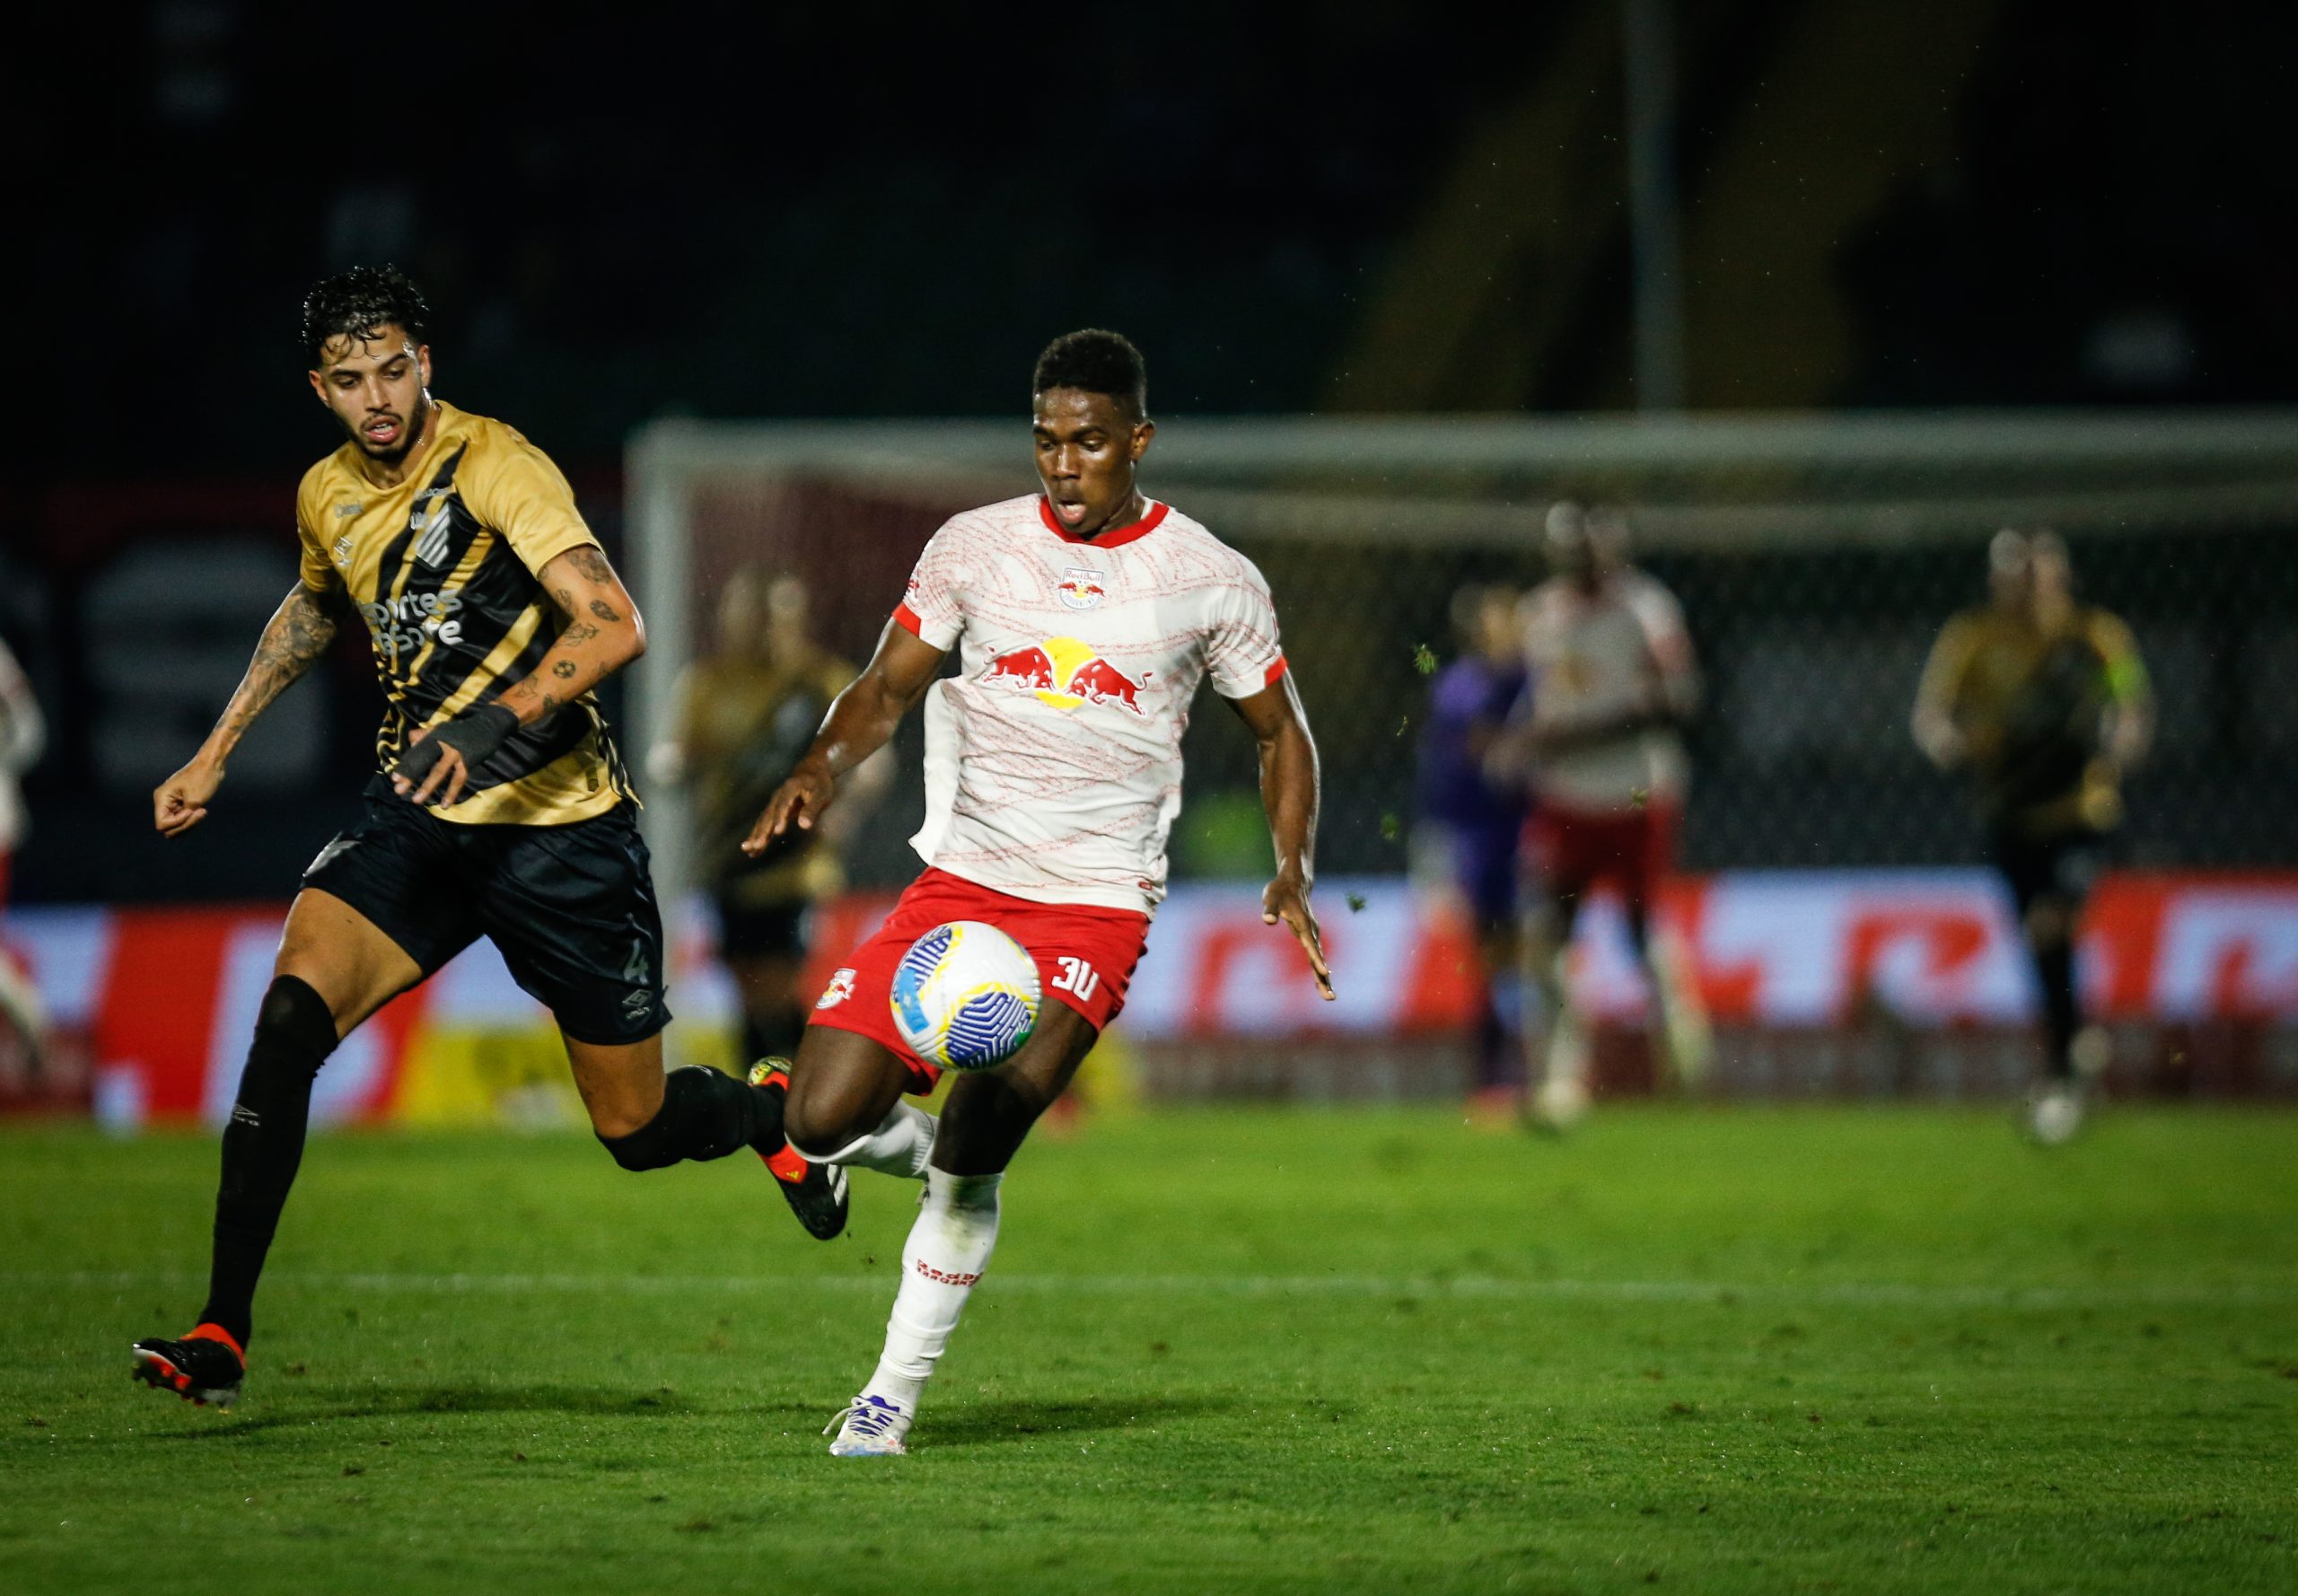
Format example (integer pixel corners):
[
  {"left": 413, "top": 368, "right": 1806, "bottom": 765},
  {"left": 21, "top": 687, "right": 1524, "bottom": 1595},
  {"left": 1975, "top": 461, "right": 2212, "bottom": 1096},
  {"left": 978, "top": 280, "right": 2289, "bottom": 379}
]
[
  {"left": 241, "top": 975, "right": 341, "bottom": 1094},
  {"left": 783, "top": 1091, "right": 864, "bottom": 1160}
]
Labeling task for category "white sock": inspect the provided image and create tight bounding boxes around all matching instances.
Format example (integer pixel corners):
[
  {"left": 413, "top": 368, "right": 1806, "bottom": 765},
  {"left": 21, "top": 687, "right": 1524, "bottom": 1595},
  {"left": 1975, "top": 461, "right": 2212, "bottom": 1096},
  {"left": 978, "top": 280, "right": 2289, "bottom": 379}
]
[
  {"left": 864, "top": 1169, "right": 1002, "bottom": 1410},
  {"left": 812, "top": 1101, "right": 936, "bottom": 1179}
]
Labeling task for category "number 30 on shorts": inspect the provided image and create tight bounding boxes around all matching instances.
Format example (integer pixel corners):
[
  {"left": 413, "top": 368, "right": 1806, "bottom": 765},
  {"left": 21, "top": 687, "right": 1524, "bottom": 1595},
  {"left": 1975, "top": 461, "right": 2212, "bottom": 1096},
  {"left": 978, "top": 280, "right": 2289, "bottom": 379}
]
[{"left": 1051, "top": 956, "right": 1100, "bottom": 1001}]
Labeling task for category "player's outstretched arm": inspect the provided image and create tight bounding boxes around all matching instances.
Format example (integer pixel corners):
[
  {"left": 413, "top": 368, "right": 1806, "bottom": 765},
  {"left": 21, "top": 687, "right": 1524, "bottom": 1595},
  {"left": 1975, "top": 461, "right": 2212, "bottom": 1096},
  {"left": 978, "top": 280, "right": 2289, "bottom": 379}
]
[
  {"left": 154, "top": 581, "right": 340, "bottom": 836},
  {"left": 744, "top": 620, "right": 946, "bottom": 854},
  {"left": 1226, "top": 673, "right": 1335, "bottom": 1001},
  {"left": 392, "top": 543, "right": 645, "bottom": 806}
]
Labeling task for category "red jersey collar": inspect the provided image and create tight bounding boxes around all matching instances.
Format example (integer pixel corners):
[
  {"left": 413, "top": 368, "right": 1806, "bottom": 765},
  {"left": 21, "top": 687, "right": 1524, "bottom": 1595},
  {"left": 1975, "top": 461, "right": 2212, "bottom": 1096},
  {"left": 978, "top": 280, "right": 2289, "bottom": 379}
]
[{"left": 1038, "top": 495, "right": 1169, "bottom": 548}]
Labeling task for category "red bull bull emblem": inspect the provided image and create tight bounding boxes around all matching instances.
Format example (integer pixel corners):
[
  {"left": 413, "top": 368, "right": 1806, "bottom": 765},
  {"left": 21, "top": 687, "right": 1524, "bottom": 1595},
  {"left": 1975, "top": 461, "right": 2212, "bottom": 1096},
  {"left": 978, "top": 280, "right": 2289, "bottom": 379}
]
[
  {"left": 982, "top": 636, "right": 1151, "bottom": 715},
  {"left": 1056, "top": 566, "right": 1107, "bottom": 611}
]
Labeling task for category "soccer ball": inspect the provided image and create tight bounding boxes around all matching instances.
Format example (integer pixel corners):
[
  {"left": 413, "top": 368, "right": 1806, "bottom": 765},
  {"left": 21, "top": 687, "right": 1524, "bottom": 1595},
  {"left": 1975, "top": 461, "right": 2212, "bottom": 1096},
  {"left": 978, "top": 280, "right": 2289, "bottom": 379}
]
[{"left": 890, "top": 921, "right": 1040, "bottom": 1071}]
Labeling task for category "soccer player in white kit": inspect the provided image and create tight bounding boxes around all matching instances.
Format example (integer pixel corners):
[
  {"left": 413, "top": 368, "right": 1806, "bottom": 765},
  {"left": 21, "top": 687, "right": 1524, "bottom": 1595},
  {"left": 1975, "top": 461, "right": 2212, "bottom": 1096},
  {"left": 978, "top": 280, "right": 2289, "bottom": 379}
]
[
  {"left": 1504, "top": 503, "right": 1709, "bottom": 1129},
  {"left": 741, "top": 329, "right": 1332, "bottom": 1455}
]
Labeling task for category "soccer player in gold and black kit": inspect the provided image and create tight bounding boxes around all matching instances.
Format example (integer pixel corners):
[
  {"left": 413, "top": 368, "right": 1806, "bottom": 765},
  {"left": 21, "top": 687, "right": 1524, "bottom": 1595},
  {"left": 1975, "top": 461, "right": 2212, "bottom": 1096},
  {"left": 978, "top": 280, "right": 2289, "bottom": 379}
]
[
  {"left": 1914, "top": 529, "right": 2153, "bottom": 1144},
  {"left": 131, "top": 267, "right": 822, "bottom": 1408}
]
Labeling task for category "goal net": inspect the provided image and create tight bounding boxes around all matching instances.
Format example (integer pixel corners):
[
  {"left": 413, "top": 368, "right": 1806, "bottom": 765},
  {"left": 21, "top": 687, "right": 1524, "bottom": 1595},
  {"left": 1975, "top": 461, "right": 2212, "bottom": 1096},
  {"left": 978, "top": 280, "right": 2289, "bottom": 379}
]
[{"left": 625, "top": 411, "right": 2298, "bottom": 1097}]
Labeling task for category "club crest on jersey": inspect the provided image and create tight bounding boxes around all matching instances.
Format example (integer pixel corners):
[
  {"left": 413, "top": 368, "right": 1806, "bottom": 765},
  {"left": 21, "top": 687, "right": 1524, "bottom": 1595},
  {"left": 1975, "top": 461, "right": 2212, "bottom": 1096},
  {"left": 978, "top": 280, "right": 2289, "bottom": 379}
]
[
  {"left": 981, "top": 636, "right": 1151, "bottom": 716},
  {"left": 410, "top": 496, "right": 453, "bottom": 567},
  {"left": 1055, "top": 566, "right": 1107, "bottom": 611},
  {"left": 816, "top": 968, "right": 858, "bottom": 1010}
]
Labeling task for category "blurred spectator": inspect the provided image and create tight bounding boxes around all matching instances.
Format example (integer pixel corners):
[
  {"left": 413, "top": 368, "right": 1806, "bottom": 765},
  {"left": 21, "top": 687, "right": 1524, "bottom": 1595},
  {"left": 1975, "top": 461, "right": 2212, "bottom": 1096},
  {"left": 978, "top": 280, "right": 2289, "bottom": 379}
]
[
  {"left": 1500, "top": 504, "right": 1707, "bottom": 1129},
  {"left": 1913, "top": 529, "right": 2153, "bottom": 1144},
  {"left": 0, "top": 636, "right": 47, "bottom": 1062},
  {"left": 1413, "top": 583, "right": 1529, "bottom": 1118},
  {"left": 650, "top": 572, "right": 888, "bottom": 1065}
]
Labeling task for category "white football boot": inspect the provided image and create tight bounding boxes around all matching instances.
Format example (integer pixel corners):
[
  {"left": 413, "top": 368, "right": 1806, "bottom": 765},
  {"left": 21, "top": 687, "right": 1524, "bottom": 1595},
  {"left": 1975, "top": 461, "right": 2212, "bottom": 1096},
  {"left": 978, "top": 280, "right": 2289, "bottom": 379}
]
[
  {"left": 1528, "top": 1008, "right": 1592, "bottom": 1133},
  {"left": 825, "top": 1392, "right": 914, "bottom": 1457}
]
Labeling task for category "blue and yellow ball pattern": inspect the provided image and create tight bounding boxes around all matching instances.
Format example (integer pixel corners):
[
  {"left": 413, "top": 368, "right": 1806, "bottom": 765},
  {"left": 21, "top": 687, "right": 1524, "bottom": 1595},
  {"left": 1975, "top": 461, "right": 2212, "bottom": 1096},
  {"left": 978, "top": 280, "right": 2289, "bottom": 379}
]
[{"left": 890, "top": 920, "right": 1041, "bottom": 1070}]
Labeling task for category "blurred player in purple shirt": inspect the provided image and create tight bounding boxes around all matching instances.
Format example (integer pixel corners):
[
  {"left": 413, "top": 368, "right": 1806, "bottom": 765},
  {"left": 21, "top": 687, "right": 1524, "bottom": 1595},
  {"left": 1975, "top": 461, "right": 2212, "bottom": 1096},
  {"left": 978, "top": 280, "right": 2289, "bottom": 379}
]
[{"left": 1414, "top": 584, "right": 1529, "bottom": 1115}]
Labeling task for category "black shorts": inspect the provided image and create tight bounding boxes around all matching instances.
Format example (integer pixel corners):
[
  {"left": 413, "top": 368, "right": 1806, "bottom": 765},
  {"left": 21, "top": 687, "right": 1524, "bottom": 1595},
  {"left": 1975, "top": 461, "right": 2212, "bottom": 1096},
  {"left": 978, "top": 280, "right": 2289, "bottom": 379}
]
[
  {"left": 1990, "top": 824, "right": 2113, "bottom": 918},
  {"left": 303, "top": 776, "right": 671, "bottom": 1046}
]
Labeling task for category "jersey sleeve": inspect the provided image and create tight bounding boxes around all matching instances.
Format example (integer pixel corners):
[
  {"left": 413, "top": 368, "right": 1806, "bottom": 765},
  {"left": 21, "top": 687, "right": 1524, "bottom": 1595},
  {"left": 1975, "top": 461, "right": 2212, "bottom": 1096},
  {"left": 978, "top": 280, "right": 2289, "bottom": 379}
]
[
  {"left": 1626, "top": 574, "right": 1696, "bottom": 677},
  {"left": 1919, "top": 612, "right": 1981, "bottom": 718},
  {"left": 1206, "top": 552, "right": 1287, "bottom": 699},
  {"left": 293, "top": 466, "right": 338, "bottom": 592},
  {"left": 461, "top": 426, "right": 599, "bottom": 577},
  {"left": 891, "top": 520, "right": 969, "bottom": 651}
]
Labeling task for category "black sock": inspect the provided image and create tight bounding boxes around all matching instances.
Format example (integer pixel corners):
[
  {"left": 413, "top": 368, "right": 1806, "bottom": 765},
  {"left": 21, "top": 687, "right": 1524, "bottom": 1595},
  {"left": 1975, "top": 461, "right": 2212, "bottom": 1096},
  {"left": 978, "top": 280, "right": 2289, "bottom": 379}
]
[
  {"left": 198, "top": 976, "right": 339, "bottom": 1349},
  {"left": 2036, "top": 939, "right": 2080, "bottom": 1083},
  {"left": 598, "top": 1065, "right": 780, "bottom": 1170}
]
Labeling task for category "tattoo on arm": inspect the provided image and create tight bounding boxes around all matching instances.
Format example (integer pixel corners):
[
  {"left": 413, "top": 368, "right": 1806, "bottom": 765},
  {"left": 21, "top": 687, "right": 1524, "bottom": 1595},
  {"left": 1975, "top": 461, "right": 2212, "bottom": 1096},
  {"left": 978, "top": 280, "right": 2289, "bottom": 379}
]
[
  {"left": 212, "top": 585, "right": 338, "bottom": 746},
  {"left": 552, "top": 660, "right": 577, "bottom": 679},
  {"left": 566, "top": 547, "right": 614, "bottom": 583},
  {"left": 559, "top": 620, "right": 600, "bottom": 647},
  {"left": 589, "top": 598, "right": 622, "bottom": 623}
]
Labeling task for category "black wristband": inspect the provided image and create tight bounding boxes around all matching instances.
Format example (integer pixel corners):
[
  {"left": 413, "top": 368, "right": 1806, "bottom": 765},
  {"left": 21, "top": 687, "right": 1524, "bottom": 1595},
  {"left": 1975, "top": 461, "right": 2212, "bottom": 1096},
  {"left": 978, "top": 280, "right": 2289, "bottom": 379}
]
[{"left": 393, "top": 703, "right": 520, "bottom": 794}]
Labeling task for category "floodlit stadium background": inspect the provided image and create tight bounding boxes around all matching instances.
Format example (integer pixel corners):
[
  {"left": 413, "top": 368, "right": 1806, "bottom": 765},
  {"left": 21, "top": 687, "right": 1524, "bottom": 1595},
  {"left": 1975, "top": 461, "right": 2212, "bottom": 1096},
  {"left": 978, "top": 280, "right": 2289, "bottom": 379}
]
[{"left": 6, "top": 3, "right": 2296, "bottom": 1126}]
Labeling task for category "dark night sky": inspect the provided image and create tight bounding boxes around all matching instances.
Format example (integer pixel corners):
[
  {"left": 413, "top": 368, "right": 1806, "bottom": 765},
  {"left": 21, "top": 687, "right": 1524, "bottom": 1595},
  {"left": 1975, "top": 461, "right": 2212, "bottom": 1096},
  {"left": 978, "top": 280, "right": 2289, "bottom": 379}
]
[{"left": 13, "top": 0, "right": 2298, "bottom": 487}]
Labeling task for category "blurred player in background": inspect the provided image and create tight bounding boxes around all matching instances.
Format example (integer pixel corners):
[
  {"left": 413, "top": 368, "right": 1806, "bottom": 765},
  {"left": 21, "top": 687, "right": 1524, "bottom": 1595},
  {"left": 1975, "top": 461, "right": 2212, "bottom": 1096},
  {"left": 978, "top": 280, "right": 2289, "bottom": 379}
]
[
  {"left": 743, "top": 329, "right": 1330, "bottom": 1456},
  {"left": 1913, "top": 529, "right": 2151, "bottom": 1144},
  {"left": 1498, "top": 503, "right": 1708, "bottom": 1130},
  {"left": 0, "top": 634, "right": 47, "bottom": 1064},
  {"left": 650, "top": 570, "right": 886, "bottom": 1068},
  {"left": 132, "top": 267, "right": 800, "bottom": 1409},
  {"left": 1413, "top": 583, "right": 1528, "bottom": 1118}
]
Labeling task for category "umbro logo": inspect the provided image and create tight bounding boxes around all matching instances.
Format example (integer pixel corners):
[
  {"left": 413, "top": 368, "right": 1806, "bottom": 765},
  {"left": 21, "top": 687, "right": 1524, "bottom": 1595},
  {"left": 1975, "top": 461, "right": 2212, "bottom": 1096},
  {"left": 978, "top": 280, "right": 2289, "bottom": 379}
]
[{"left": 334, "top": 503, "right": 364, "bottom": 519}]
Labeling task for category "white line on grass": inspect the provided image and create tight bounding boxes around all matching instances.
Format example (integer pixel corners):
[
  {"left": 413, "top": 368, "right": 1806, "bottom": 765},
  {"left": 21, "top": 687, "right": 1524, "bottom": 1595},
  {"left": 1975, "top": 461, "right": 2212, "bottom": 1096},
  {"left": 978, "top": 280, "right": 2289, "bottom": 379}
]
[{"left": 15, "top": 1270, "right": 2298, "bottom": 1310}]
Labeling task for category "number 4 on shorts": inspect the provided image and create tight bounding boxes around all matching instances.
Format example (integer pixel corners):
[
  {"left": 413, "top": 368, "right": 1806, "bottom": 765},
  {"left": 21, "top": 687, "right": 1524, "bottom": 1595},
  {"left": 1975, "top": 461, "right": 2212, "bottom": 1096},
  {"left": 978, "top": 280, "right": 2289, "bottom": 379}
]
[{"left": 1051, "top": 955, "right": 1099, "bottom": 1001}]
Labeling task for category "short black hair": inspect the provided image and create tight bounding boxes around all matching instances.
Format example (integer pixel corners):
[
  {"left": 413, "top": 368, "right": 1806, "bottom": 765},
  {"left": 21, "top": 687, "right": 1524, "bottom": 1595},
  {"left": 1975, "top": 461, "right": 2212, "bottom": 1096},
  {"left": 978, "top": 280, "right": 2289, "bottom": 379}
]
[
  {"left": 302, "top": 264, "right": 431, "bottom": 365},
  {"left": 1032, "top": 329, "right": 1147, "bottom": 422}
]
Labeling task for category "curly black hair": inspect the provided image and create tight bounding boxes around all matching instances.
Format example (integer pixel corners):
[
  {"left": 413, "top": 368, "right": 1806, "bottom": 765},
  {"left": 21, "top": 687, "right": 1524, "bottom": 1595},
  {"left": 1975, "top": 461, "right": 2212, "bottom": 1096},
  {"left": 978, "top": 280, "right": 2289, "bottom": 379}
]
[
  {"left": 301, "top": 264, "right": 431, "bottom": 364},
  {"left": 1031, "top": 329, "right": 1147, "bottom": 421}
]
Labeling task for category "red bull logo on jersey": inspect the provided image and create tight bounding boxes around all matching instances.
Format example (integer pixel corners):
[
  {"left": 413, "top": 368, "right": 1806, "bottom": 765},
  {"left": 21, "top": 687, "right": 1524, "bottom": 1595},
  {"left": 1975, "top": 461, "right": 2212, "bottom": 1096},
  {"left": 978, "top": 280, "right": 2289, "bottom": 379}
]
[
  {"left": 982, "top": 636, "right": 1152, "bottom": 715},
  {"left": 1056, "top": 566, "right": 1107, "bottom": 611}
]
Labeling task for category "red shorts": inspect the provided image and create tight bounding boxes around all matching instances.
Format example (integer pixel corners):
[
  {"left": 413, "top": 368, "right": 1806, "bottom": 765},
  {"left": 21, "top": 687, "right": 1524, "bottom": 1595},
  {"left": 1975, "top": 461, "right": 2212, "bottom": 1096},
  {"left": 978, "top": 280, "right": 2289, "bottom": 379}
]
[
  {"left": 806, "top": 867, "right": 1152, "bottom": 1092},
  {"left": 1527, "top": 798, "right": 1679, "bottom": 912}
]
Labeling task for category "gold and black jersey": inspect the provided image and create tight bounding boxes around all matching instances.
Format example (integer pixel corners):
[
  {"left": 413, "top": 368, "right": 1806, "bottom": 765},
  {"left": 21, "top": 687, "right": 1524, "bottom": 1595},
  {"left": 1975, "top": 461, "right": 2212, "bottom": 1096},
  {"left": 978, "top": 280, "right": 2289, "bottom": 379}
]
[
  {"left": 1920, "top": 602, "right": 2148, "bottom": 836},
  {"left": 676, "top": 648, "right": 859, "bottom": 906},
  {"left": 295, "top": 401, "right": 632, "bottom": 827}
]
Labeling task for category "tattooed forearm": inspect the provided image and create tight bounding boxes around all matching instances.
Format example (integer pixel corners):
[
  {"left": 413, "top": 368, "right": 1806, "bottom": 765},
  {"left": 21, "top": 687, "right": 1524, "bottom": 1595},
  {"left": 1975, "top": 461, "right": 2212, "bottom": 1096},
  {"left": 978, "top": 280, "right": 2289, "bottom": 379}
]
[
  {"left": 205, "top": 583, "right": 338, "bottom": 757},
  {"left": 496, "top": 543, "right": 645, "bottom": 726}
]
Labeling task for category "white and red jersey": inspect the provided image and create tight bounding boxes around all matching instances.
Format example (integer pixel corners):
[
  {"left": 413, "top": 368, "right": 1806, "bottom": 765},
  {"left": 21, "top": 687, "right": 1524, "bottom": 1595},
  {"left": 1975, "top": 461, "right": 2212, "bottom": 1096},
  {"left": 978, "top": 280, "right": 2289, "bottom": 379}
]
[
  {"left": 892, "top": 494, "right": 1286, "bottom": 915},
  {"left": 1520, "top": 569, "right": 1696, "bottom": 814}
]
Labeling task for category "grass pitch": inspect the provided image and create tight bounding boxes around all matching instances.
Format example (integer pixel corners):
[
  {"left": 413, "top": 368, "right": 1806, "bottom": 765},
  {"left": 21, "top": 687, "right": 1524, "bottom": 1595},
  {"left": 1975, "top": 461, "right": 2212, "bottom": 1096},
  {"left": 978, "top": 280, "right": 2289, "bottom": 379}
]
[{"left": 4, "top": 1104, "right": 2294, "bottom": 1595}]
